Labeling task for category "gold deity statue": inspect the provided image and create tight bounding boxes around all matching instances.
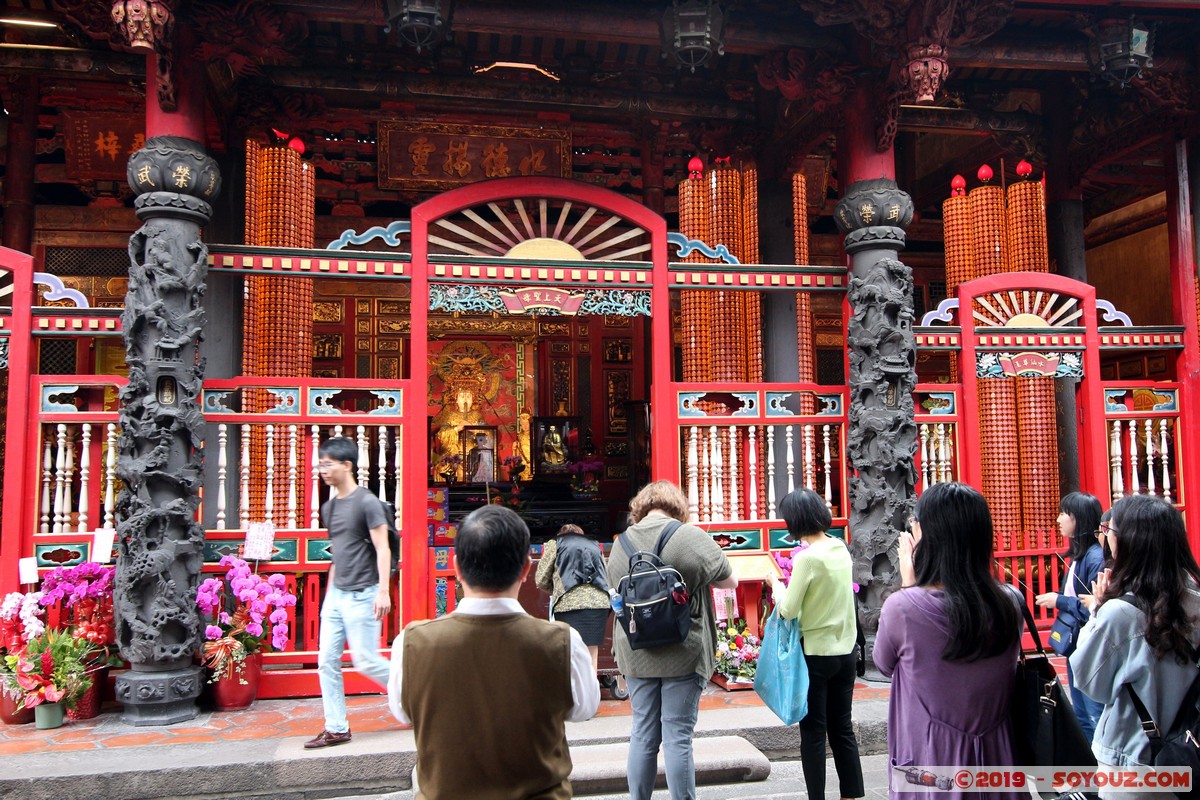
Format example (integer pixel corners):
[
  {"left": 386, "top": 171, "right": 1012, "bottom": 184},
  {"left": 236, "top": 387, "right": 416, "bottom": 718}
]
[{"left": 542, "top": 425, "right": 566, "bottom": 466}]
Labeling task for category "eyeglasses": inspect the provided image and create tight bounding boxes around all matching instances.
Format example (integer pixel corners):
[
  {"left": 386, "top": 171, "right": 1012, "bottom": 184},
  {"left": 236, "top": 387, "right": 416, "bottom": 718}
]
[
  {"left": 317, "top": 461, "right": 345, "bottom": 472},
  {"left": 1099, "top": 523, "right": 1117, "bottom": 537}
]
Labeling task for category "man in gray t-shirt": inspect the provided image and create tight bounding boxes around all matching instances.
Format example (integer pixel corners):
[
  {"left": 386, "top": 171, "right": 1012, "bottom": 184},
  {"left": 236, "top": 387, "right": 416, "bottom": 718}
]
[
  {"left": 305, "top": 436, "right": 394, "bottom": 749},
  {"left": 325, "top": 487, "right": 390, "bottom": 591}
]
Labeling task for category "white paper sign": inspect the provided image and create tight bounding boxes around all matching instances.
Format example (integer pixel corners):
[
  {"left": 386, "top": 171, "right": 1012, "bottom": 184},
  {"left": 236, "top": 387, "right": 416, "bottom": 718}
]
[
  {"left": 244, "top": 521, "right": 277, "bottom": 561},
  {"left": 712, "top": 588, "right": 738, "bottom": 622},
  {"left": 93, "top": 528, "right": 117, "bottom": 564},
  {"left": 18, "top": 557, "right": 39, "bottom": 585}
]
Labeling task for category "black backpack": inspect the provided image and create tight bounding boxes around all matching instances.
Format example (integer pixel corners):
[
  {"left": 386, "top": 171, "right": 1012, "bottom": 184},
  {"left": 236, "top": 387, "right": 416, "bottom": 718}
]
[
  {"left": 320, "top": 494, "right": 400, "bottom": 576},
  {"left": 1125, "top": 643, "right": 1200, "bottom": 799},
  {"left": 614, "top": 520, "right": 691, "bottom": 650}
]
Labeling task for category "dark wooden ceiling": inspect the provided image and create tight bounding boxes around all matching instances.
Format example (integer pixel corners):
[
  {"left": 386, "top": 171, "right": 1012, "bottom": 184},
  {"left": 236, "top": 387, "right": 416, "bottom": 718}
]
[{"left": 0, "top": 0, "right": 1197, "bottom": 232}]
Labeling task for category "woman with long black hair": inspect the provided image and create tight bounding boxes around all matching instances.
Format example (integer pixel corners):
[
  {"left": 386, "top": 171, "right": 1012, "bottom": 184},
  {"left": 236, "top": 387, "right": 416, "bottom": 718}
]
[
  {"left": 1071, "top": 494, "right": 1200, "bottom": 774},
  {"left": 874, "top": 482, "right": 1023, "bottom": 799},
  {"left": 1036, "top": 492, "right": 1105, "bottom": 741}
]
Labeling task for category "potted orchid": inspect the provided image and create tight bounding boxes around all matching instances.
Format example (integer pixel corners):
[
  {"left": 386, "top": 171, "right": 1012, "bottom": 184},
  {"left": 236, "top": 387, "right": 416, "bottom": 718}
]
[
  {"left": 196, "top": 556, "right": 296, "bottom": 710},
  {"left": 0, "top": 591, "right": 46, "bottom": 724},
  {"left": 503, "top": 455, "right": 526, "bottom": 484},
  {"left": 39, "top": 562, "right": 118, "bottom": 664},
  {"left": 437, "top": 453, "right": 463, "bottom": 483},
  {"left": 566, "top": 454, "right": 605, "bottom": 498},
  {"left": 38, "top": 561, "right": 119, "bottom": 719}
]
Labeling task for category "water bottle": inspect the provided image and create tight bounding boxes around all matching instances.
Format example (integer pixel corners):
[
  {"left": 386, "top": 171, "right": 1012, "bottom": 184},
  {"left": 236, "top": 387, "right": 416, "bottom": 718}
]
[{"left": 608, "top": 588, "right": 624, "bottom": 615}]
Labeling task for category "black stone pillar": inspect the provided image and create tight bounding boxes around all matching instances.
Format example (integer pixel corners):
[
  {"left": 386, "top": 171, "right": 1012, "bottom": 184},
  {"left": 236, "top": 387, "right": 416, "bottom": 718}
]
[
  {"left": 834, "top": 179, "right": 917, "bottom": 635},
  {"left": 114, "top": 136, "right": 221, "bottom": 725},
  {"left": 1048, "top": 199, "right": 1085, "bottom": 494}
]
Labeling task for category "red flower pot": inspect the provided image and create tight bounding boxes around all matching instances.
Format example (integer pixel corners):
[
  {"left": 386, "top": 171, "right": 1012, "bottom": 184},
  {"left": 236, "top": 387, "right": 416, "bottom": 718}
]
[
  {"left": 0, "top": 691, "right": 34, "bottom": 725},
  {"left": 67, "top": 666, "right": 108, "bottom": 721},
  {"left": 211, "top": 651, "right": 262, "bottom": 711}
]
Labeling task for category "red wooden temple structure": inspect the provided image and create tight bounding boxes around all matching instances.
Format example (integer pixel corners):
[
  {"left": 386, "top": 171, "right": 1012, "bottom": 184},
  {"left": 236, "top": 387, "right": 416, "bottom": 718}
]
[{"left": 0, "top": 1, "right": 1197, "bottom": 703}]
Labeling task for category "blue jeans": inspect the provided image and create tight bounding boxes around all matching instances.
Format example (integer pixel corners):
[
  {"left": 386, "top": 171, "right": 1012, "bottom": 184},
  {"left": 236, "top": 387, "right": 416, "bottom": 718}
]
[
  {"left": 1068, "top": 660, "right": 1103, "bottom": 744},
  {"left": 626, "top": 673, "right": 707, "bottom": 800},
  {"left": 316, "top": 584, "right": 392, "bottom": 734}
]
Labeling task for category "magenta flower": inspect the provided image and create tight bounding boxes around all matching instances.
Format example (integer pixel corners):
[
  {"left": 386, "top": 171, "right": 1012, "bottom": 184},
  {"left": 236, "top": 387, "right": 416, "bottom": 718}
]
[{"left": 195, "top": 555, "right": 298, "bottom": 682}]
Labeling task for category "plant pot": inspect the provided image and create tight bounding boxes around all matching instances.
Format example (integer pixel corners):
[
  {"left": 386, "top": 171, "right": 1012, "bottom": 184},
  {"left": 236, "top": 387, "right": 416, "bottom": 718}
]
[
  {"left": 67, "top": 666, "right": 108, "bottom": 721},
  {"left": 34, "top": 701, "right": 65, "bottom": 730},
  {"left": 211, "top": 651, "right": 263, "bottom": 711},
  {"left": 0, "top": 692, "right": 34, "bottom": 725}
]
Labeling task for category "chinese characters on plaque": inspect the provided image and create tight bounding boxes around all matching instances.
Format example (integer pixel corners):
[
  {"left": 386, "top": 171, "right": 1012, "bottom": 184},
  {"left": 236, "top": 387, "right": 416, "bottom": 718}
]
[
  {"left": 63, "top": 112, "right": 146, "bottom": 181},
  {"left": 379, "top": 122, "right": 571, "bottom": 191}
]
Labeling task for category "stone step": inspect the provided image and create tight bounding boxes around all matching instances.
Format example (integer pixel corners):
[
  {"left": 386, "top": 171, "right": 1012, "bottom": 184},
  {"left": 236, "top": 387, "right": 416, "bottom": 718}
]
[{"left": 568, "top": 735, "right": 771, "bottom": 796}]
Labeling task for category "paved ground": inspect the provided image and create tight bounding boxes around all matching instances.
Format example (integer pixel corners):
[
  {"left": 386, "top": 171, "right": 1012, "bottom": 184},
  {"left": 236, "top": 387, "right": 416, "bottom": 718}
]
[
  {"left": 341, "top": 754, "right": 897, "bottom": 799},
  {"left": 0, "top": 677, "right": 893, "bottom": 799}
]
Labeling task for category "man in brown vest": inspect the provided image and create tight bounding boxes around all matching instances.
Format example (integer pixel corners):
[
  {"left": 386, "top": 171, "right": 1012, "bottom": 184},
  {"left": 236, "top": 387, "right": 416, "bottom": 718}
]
[{"left": 388, "top": 504, "right": 600, "bottom": 799}]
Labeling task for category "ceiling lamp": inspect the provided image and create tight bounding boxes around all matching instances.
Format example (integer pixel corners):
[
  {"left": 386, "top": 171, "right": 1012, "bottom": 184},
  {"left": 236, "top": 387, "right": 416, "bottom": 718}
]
[
  {"left": 385, "top": 0, "right": 448, "bottom": 53},
  {"left": 662, "top": 0, "right": 724, "bottom": 73},
  {"left": 1091, "top": 15, "right": 1156, "bottom": 89}
]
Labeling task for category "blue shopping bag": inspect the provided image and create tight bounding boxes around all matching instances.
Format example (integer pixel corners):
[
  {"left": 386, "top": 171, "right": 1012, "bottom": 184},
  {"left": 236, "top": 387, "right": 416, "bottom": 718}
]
[{"left": 753, "top": 610, "right": 809, "bottom": 725}]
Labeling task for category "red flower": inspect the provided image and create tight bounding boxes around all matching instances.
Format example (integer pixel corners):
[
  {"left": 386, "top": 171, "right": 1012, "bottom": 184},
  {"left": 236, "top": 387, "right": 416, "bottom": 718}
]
[
  {"left": 40, "top": 648, "right": 53, "bottom": 677},
  {"left": 734, "top": 635, "right": 744, "bottom": 648}
]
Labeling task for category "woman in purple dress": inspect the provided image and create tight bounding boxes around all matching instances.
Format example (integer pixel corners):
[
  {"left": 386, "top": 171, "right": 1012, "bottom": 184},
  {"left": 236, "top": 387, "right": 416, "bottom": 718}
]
[{"left": 874, "top": 482, "right": 1023, "bottom": 799}]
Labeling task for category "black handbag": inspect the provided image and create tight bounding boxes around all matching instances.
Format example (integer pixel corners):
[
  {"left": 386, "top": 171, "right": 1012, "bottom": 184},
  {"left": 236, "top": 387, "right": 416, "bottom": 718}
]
[
  {"left": 1011, "top": 601, "right": 1097, "bottom": 774},
  {"left": 1048, "top": 607, "right": 1080, "bottom": 657}
]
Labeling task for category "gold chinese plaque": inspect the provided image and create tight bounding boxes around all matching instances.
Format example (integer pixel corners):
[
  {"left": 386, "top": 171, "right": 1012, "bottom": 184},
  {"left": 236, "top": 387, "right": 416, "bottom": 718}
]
[
  {"left": 63, "top": 112, "right": 145, "bottom": 181},
  {"left": 379, "top": 122, "right": 571, "bottom": 191}
]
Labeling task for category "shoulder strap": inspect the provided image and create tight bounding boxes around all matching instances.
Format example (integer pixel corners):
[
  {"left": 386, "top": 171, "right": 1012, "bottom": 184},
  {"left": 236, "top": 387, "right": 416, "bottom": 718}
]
[
  {"left": 617, "top": 519, "right": 684, "bottom": 560},
  {"left": 1127, "top": 642, "right": 1200, "bottom": 742},
  {"left": 1015, "top": 590, "right": 1049, "bottom": 657},
  {"left": 1126, "top": 684, "right": 1164, "bottom": 745},
  {"left": 653, "top": 520, "right": 684, "bottom": 557}
]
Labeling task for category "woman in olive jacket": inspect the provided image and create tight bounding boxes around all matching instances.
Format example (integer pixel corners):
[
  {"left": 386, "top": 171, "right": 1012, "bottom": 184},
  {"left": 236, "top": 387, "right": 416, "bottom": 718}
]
[{"left": 606, "top": 480, "right": 737, "bottom": 800}]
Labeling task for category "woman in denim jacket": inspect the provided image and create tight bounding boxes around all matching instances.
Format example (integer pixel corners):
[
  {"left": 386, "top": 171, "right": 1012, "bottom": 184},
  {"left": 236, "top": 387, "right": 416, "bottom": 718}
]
[
  {"left": 1071, "top": 494, "right": 1200, "bottom": 777},
  {"left": 1036, "top": 492, "right": 1105, "bottom": 741}
]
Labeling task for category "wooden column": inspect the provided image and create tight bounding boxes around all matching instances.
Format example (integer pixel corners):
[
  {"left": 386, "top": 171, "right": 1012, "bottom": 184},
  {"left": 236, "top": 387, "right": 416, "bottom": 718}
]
[
  {"left": 840, "top": 81, "right": 895, "bottom": 184},
  {"left": 1166, "top": 138, "right": 1200, "bottom": 544},
  {"left": 2, "top": 76, "right": 37, "bottom": 253},
  {"left": 1045, "top": 76, "right": 1084, "bottom": 495}
]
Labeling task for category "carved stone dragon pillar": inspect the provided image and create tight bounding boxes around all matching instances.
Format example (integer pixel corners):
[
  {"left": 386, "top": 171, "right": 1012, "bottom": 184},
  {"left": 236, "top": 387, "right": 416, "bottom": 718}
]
[
  {"left": 835, "top": 178, "right": 917, "bottom": 644},
  {"left": 114, "top": 136, "right": 220, "bottom": 725}
]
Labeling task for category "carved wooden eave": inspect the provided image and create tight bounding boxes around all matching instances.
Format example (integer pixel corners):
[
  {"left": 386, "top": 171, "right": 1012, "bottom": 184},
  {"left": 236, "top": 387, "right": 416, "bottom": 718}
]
[
  {"left": 0, "top": 42, "right": 143, "bottom": 81},
  {"left": 263, "top": 67, "right": 753, "bottom": 125},
  {"left": 53, "top": 0, "right": 177, "bottom": 111}
]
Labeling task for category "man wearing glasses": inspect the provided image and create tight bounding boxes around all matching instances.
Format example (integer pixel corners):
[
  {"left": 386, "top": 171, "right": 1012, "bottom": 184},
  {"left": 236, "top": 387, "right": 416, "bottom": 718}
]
[{"left": 305, "top": 436, "right": 393, "bottom": 749}]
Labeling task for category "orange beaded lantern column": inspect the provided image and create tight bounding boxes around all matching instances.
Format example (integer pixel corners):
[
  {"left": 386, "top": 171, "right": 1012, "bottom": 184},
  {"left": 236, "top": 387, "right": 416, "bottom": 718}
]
[
  {"left": 968, "top": 168, "right": 1022, "bottom": 543},
  {"left": 1007, "top": 163, "right": 1059, "bottom": 540},
  {"left": 942, "top": 175, "right": 973, "bottom": 382},
  {"left": 677, "top": 159, "right": 765, "bottom": 520},
  {"left": 793, "top": 171, "right": 816, "bottom": 416},
  {"left": 710, "top": 164, "right": 746, "bottom": 383},
  {"left": 678, "top": 161, "right": 713, "bottom": 385},
  {"left": 969, "top": 166, "right": 1009, "bottom": 279},
  {"left": 242, "top": 139, "right": 316, "bottom": 520}
]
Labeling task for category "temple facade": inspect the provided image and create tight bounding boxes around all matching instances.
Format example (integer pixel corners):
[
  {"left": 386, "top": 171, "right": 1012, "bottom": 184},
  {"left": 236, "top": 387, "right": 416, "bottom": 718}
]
[{"left": 0, "top": 1, "right": 1197, "bottom": 715}]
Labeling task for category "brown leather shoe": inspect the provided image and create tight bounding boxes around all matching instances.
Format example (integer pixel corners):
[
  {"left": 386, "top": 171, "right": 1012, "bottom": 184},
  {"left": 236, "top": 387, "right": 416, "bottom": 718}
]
[{"left": 304, "top": 729, "right": 352, "bottom": 749}]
